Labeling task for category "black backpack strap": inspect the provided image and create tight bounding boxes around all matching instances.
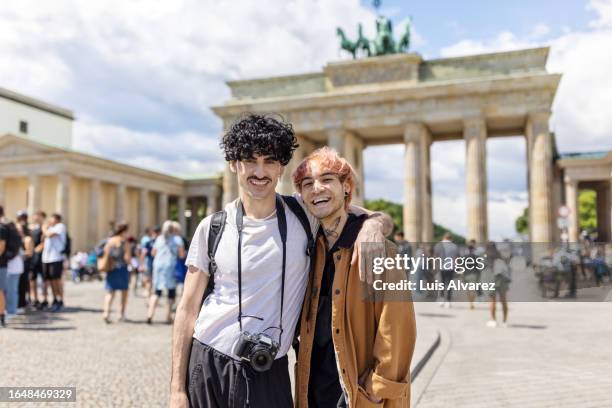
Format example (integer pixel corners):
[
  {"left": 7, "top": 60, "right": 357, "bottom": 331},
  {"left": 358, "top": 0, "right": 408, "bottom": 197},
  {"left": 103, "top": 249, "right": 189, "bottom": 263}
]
[
  {"left": 281, "top": 195, "right": 315, "bottom": 258},
  {"left": 201, "top": 210, "right": 227, "bottom": 306},
  {"left": 281, "top": 194, "right": 318, "bottom": 336}
]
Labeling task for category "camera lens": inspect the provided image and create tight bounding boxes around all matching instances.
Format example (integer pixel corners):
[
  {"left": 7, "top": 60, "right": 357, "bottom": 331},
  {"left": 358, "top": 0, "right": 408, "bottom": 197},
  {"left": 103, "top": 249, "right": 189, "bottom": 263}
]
[{"left": 251, "top": 349, "right": 273, "bottom": 372}]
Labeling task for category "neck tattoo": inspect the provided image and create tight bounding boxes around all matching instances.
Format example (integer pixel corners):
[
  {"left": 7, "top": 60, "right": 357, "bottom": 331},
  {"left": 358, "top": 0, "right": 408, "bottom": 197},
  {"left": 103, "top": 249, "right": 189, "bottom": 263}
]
[{"left": 324, "top": 216, "right": 341, "bottom": 240}]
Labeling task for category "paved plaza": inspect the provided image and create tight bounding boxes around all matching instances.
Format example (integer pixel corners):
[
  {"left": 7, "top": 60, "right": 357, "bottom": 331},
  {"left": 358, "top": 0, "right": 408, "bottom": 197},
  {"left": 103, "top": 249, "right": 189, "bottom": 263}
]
[
  {"left": 2, "top": 280, "right": 612, "bottom": 407},
  {"left": 413, "top": 299, "right": 612, "bottom": 408}
]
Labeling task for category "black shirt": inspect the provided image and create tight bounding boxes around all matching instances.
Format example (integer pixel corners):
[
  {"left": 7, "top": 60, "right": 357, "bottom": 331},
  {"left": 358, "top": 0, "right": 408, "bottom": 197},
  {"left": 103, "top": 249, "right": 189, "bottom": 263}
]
[
  {"left": 0, "top": 223, "right": 7, "bottom": 267},
  {"left": 31, "top": 226, "right": 43, "bottom": 266},
  {"left": 308, "top": 213, "right": 367, "bottom": 408}
]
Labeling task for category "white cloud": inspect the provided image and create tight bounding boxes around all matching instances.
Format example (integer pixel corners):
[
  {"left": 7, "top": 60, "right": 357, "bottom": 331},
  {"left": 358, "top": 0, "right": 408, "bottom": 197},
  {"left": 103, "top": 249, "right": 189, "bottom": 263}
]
[
  {"left": 0, "top": 0, "right": 378, "bottom": 178},
  {"left": 439, "top": 31, "right": 539, "bottom": 58},
  {"left": 73, "top": 119, "right": 222, "bottom": 176},
  {"left": 529, "top": 22, "right": 551, "bottom": 39},
  {"left": 588, "top": 0, "right": 612, "bottom": 27}
]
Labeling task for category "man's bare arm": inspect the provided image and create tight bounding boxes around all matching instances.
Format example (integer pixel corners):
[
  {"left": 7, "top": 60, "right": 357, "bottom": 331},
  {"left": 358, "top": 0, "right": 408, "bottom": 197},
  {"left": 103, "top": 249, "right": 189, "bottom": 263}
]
[
  {"left": 348, "top": 204, "right": 395, "bottom": 284},
  {"left": 0, "top": 240, "right": 5, "bottom": 257},
  {"left": 170, "top": 265, "right": 208, "bottom": 406}
]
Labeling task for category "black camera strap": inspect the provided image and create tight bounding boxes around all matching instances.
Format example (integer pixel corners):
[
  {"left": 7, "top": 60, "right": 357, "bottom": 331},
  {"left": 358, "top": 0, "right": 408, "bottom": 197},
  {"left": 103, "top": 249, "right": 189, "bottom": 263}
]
[{"left": 236, "top": 194, "right": 287, "bottom": 345}]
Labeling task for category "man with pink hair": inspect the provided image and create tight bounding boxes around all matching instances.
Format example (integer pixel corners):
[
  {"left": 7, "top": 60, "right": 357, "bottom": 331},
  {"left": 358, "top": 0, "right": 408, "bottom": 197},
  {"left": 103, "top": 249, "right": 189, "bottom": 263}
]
[{"left": 293, "top": 147, "right": 416, "bottom": 408}]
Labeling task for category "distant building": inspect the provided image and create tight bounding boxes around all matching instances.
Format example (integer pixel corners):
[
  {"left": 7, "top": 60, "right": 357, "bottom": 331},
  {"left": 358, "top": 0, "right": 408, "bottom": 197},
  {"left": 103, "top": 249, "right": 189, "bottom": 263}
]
[
  {"left": 0, "top": 87, "right": 74, "bottom": 148},
  {"left": 0, "top": 88, "right": 221, "bottom": 252}
]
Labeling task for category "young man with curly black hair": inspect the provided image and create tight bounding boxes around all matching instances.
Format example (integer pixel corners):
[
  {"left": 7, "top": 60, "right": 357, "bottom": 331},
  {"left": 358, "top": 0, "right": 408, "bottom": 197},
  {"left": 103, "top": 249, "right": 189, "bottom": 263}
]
[{"left": 170, "top": 114, "right": 393, "bottom": 408}]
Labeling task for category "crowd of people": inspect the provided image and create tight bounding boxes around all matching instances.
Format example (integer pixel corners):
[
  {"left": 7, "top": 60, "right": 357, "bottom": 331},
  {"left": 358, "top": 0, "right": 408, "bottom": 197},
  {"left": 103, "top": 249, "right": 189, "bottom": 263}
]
[
  {"left": 96, "top": 220, "right": 188, "bottom": 324},
  {"left": 395, "top": 231, "right": 611, "bottom": 328},
  {"left": 394, "top": 233, "right": 517, "bottom": 328},
  {"left": 0, "top": 201, "right": 193, "bottom": 328},
  {"left": 0, "top": 207, "right": 68, "bottom": 327}
]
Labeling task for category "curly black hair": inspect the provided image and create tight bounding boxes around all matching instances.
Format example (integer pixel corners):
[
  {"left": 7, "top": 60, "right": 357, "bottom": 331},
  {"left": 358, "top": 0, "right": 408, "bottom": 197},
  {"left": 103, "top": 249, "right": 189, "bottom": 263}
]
[{"left": 220, "top": 113, "right": 298, "bottom": 166}]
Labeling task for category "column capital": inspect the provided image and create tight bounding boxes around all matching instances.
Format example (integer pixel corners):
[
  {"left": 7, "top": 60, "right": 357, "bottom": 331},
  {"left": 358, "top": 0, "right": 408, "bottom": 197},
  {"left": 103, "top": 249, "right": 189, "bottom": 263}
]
[
  {"left": 563, "top": 175, "right": 578, "bottom": 186},
  {"left": 57, "top": 173, "right": 72, "bottom": 184},
  {"left": 463, "top": 115, "right": 486, "bottom": 129},
  {"left": 527, "top": 109, "right": 552, "bottom": 123},
  {"left": 463, "top": 116, "right": 487, "bottom": 141},
  {"left": 403, "top": 122, "right": 427, "bottom": 143}
]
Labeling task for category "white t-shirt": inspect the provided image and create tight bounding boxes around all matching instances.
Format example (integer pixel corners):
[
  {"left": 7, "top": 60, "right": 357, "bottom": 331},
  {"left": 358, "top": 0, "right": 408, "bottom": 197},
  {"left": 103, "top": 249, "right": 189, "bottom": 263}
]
[
  {"left": 7, "top": 250, "right": 24, "bottom": 275},
  {"left": 42, "top": 223, "right": 67, "bottom": 263},
  {"left": 186, "top": 197, "right": 318, "bottom": 360}
]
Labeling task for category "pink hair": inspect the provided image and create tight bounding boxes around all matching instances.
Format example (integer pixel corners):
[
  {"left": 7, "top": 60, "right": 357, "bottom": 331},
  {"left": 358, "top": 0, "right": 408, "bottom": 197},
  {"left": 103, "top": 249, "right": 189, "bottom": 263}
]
[{"left": 292, "top": 146, "right": 357, "bottom": 209}]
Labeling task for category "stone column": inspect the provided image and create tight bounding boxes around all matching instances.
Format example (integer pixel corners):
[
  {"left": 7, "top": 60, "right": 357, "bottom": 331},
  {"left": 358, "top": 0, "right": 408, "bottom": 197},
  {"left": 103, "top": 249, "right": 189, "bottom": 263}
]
[
  {"left": 609, "top": 178, "right": 612, "bottom": 243},
  {"left": 27, "top": 175, "right": 41, "bottom": 216},
  {"left": 222, "top": 162, "right": 238, "bottom": 205},
  {"left": 419, "top": 129, "right": 433, "bottom": 242},
  {"left": 278, "top": 135, "right": 307, "bottom": 195},
  {"left": 158, "top": 192, "right": 168, "bottom": 222},
  {"left": 351, "top": 136, "right": 365, "bottom": 207},
  {"left": 564, "top": 178, "right": 579, "bottom": 242},
  {"left": 56, "top": 174, "right": 71, "bottom": 225},
  {"left": 327, "top": 128, "right": 345, "bottom": 153},
  {"left": 464, "top": 117, "right": 488, "bottom": 243},
  {"left": 326, "top": 129, "right": 365, "bottom": 205},
  {"left": 0, "top": 178, "right": 5, "bottom": 207},
  {"left": 526, "top": 111, "right": 554, "bottom": 242},
  {"left": 139, "top": 188, "right": 149, "bottom": 234},
  {"left": 206, "top": 185, "right": 221, "bottom": 216},
  {"left": 403, "top": 124, "right": 423, "bottom": 243},
  {"left": 88, "top": 179, "right": 101, "bottom": 247},
  {"left": 596, "top": 182, "right": 611, "bottom": 242},
  {"left": 115, "top": 183, "right": 127, "bottom": 222},
  {"left": 178, "top": 195, "right": 187, "bottom": 233}
]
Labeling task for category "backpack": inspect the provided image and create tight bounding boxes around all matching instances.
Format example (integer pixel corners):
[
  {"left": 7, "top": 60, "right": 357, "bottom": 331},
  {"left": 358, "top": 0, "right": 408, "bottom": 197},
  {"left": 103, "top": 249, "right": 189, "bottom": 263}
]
[
  {"left": 3, "top": 222, "right": 23, "bottom": 260},
  {"left": 95, "top": 238, "right": 108, "bottom": 258},
  {"left": 201, "top": 195, "right": 315, "bottom": 305}
]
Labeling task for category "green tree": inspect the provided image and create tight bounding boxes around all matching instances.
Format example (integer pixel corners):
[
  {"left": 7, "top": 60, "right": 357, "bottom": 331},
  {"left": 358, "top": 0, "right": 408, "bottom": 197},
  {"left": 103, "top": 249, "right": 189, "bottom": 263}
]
[
  {"left": 364, "top": 198, "right": 465, "bottom": 243},
  {"left": 514, "top": 189, "right": 598, "bottom": 234},
  {"left": 578, "top": 189, "right": 597, "bottom": 231},
  {"left": 515, "top": 207, "right": 529, "bottom": 234}
]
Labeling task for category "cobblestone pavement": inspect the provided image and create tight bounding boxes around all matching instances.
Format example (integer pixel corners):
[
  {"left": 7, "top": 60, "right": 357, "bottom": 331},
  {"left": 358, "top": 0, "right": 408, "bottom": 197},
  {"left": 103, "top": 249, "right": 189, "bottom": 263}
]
[
  {"left": 413, "top": 299, "right": 612, "bottom": 408},
  {"left": 1, "top": 280, "right": 173, "bottom": 407}
]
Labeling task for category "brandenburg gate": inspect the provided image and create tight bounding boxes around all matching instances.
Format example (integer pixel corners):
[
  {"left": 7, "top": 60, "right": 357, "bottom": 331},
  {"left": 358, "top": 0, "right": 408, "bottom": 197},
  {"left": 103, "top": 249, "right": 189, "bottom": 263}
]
[{"left": 212, "top": 47, "right": 561, "bottom": 243}]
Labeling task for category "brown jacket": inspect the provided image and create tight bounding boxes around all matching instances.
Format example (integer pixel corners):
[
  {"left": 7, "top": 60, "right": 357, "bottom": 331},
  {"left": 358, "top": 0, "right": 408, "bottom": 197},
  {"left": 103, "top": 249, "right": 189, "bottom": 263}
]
[{"left": 295, "top": 230, "right": 417, "bottom": 407}]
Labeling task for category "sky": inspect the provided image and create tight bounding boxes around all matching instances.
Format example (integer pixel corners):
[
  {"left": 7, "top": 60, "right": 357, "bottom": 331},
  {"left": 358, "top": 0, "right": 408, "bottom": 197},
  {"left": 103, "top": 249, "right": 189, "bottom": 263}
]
[{"left": 1, "top": 0, "right": 611, "bottom": 239}]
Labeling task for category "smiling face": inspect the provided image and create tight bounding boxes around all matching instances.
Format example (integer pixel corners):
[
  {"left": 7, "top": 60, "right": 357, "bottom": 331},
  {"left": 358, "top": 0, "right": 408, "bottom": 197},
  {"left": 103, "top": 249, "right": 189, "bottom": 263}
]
[
  {"left": 299, "top": 162, "right": 349, "bottom": 221},
  {"left": 231, "top": 153, "right": 284, "bottom": 201}
]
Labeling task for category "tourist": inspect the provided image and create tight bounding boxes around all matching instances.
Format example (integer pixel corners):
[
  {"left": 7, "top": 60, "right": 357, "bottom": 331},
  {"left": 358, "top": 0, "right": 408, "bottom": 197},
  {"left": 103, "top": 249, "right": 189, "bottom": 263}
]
[
  {"left": 169, "top": 114, "right": 391, "bottom": 408},
  {"left": 486, "top": 242, "right": 512, "bottom": 328},
  {"left": 433, "top": 232, "right": 458, "bottom": 308},
  {"left": 394, "top": 230, "right": 412, "bottom": 257},
  {"left": 69, "top": 251, "right": 88, "bottom": 282},
  {"left": 101, "top": 222, "right": 131, "bottom": 323},
  {"left": 292, "top": 147, "right": 416, "bottom": 407},
  {"left": 6, "top": 225, "right": 25, "bottom": 317},
  {"left": 172, "top": 221, "right": 188, "bottom": 295},
  {"left": 140, "top": 225, "right": 159, "bottom": 300},
  {"left": 463, "top": 239, "right": 481, "bottom": 309},
  {"left": 16, "top": 211, "right": 32, "bottom": 309},
  {"left": 29, "top": 211, "right": 48, "bottom": 310},
  {"left": 42, "top": 213, "right": 67, "bottom": 312},
  {"left": 126, "top": 235, "right": 140, "bottom": 294},
  {"left": 147, "top": 220, "right": 184, "bottom": 324},
  {"left": 1, "top": 205, "right": 23, "bottom": 324}
]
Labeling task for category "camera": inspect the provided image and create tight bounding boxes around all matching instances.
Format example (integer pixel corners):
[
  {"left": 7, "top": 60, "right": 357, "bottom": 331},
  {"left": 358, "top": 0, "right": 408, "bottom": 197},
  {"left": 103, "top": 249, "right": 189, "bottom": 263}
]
[{"left": 233, "top": 331, "right": 279, "bottom": 372}]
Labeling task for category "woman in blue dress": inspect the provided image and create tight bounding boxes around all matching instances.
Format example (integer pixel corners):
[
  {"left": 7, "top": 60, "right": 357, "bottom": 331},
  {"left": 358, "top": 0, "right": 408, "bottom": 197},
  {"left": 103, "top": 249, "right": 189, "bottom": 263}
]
[
  {"left": 102, "top": 223, "right": 131, "bottom": 324},
  {"left": 146, "top": 220, "right": 185, "bottom": 324}
]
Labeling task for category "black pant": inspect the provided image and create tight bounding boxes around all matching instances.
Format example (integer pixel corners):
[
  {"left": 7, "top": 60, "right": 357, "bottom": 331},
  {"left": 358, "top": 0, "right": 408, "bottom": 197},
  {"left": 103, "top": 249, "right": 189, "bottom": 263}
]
[
  {"left": 187, "top": 339, "right": 293, "bottom": 408},
  {"left": 439, "top": 269, "right": 454, "bottom": 301}
]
